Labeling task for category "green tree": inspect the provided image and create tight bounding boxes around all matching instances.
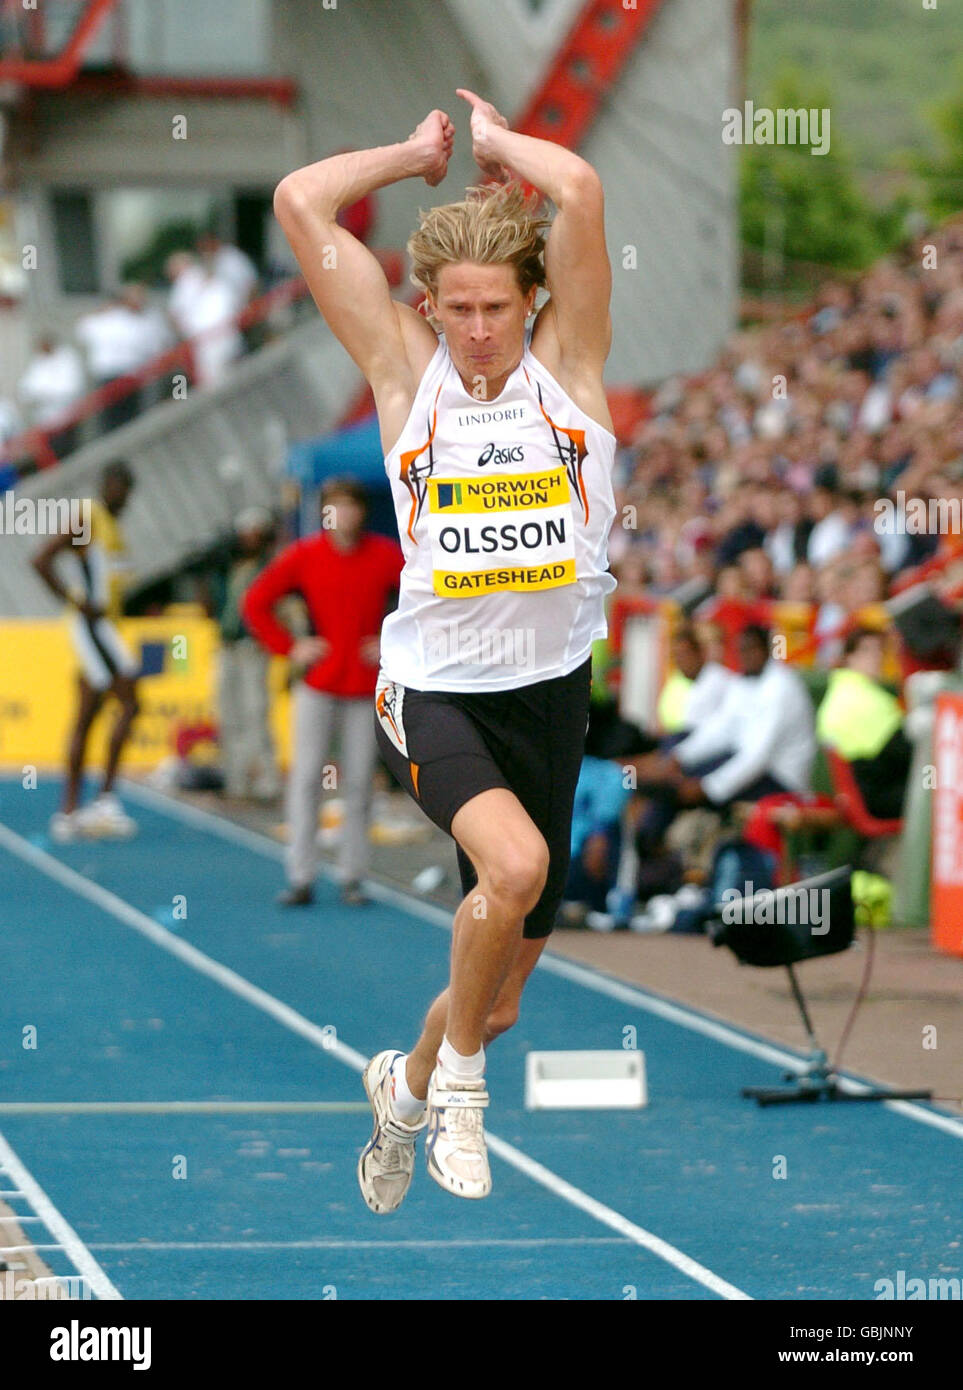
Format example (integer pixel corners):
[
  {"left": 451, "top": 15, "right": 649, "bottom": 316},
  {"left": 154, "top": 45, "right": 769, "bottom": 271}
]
[
  {"left": 740, "top": 70, "right": 905, "bottom": 277},
  {"left": 915, "top": 62, "right": 963, "bottom": 221}
]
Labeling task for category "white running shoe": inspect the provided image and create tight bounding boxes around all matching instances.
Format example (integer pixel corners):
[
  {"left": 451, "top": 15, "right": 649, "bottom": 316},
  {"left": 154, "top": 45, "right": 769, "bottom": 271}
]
[
  {"left": 357, "top": 1050, "right": 426, "bottom": 1215},
  {"left": 77, "top": 793, "right": 137, "bottom": 839},
  {"left": 425, "top": 1066, "right": 492, "bottom": 1200},
  {"left": 49, "top": 810, "right": 86, "bottom": 843}
]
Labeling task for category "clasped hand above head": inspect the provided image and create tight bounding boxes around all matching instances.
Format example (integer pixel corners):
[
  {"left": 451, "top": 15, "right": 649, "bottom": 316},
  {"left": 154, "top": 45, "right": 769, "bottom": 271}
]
[{"left": 406, "top": 91, "right": 514, "bottom": 187}]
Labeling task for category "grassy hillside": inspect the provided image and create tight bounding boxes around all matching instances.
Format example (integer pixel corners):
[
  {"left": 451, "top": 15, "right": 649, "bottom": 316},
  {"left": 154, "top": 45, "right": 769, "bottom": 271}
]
[{"left": 747, "top": 0, "right": 961, "bottom": 176}]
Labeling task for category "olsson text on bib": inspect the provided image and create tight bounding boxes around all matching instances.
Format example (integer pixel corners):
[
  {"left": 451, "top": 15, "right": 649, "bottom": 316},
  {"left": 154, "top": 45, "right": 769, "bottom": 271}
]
[{"left": 426, "top": 467, "right": 576, "bottom": 597}]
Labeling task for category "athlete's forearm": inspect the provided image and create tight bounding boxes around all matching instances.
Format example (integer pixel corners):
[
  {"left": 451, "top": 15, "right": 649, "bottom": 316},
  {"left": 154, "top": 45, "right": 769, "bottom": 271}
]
[
  {"left": 276, "top": 143, "right": 424, "bottom": 221},
  {"left": 32, "top": 539, "right": 77, "bottom": 606},
  {"left": 485, "top": 127, "right": 595, "bottom": 205}
]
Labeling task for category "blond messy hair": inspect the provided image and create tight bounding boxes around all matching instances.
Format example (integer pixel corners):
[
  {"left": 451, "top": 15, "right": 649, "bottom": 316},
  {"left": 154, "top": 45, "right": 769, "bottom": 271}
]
[{"left": 407, "top": 182, "right": 551, "bottom": 313}]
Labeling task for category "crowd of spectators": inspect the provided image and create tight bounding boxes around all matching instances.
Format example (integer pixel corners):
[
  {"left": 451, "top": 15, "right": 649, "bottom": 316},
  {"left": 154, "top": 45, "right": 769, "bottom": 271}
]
[
  {"left": 563, "top": 217, "right": 963, "bottom": 927},
  {"left": 607, "top": 216, "right": 963, "bottom": 661},
  {"left": 0, "top": 233, "right": 261, "bottom": 468}
]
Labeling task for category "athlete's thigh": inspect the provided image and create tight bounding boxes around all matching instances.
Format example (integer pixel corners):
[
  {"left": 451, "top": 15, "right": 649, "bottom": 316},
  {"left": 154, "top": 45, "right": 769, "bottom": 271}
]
[
  {"left": 374, "top": 675, "right": 512, "bottom": 835},
  {"left": 450, "top": 785, "right": 547, "bottom": 878}
]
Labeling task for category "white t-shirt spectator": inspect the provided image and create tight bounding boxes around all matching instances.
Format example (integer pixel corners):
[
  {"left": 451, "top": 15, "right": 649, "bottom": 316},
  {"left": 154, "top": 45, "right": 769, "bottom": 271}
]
[
  {"left": 209, "top": 243, "right": 258, "bottom": 314},
  {"left": 684, "top": 660, "right": 738, "bottom": 729},
  {"left": 75, "top": 305, "right": 161, "bottom": 381},
  {"left": 168, "top": 260, "right": 207, "bottom": 338},
  {"left": 765, "top": 521, "right": 798, "bottom": 575},
  {"left": 184, "top": 274, "right": 244, "bottom": 386},
  {"left": 0, "top": 396, "right": 21, "bottom": 445},
  {"left": 18, "top": 344, "right": 86, "bottom": 424},
  {"left": 675, "top": 659, "right": 816, "bottom": 803},
  {"left": 807, "top": 511, "right": 852, "bottom": 568}
]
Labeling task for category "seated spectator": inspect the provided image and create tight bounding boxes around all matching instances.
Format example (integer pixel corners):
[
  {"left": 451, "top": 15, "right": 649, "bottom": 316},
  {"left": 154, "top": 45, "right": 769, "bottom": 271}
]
[
  {"left": 197, "top": 232, "right": 259, "bottom": 317},
  {"left": 656, "top": 624, "right": 736, "bottom": 737},
  {"left": 806, "top": 486, "right": 862, "bottom": 568},
  {"left": 0, "top": 394, "right": 22, "bottom": 452},
  {"left": 165, "top": 252, "right": 207, "bottom": 340},
  {"left": 632, "top": 625, "right": 816, "bottom": 851},
  {"left": 75, "top": 284, "right": 168, "bottom": 432},
  {"left": 739, "top": 546, "right": 779, "bottom": 600},
  {"left": 563, "top": 756, "right": 631, "bottom": 913},
  {"left": 18, "top": 335, "right": 86, "bottom": 457},
  {"left": 817, "top": 627, "right": 911, "bottom": 820},
  {"left": 216, "top": 507, "right": 282, "bottom": 802},
  {"left": 183, "top": 262, "right": 245, "bottom": 387}
]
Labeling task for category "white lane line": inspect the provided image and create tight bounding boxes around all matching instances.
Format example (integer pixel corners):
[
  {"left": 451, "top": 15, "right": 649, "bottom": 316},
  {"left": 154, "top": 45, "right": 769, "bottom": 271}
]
[
  {"left": 88, "top": 1237, "right": 629, "bottom": 1252},
  {"left": 2, "top": 817, "right": 748, "bottom": 1301},
  {"left": 483, "top": 1133, "right": 748, "bottom": 1299},
  {"left": 0, "top": 1101, "right": 369, "bottom": 1116},
  {"left": 0, "top": 820, "right": 367, "bottom": 1076},
  {"left": 121, "top": 781, "right": 963, "bottom": 1142},
  {"left": 0, "top": 1133, "right": 121, "bottom": 1300}
]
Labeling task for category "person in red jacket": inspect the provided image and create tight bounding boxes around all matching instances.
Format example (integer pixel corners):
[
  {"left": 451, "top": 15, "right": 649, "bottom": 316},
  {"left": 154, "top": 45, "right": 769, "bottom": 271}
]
[{"left": 243, "top": 476, "right": 403, "bottom": 905}]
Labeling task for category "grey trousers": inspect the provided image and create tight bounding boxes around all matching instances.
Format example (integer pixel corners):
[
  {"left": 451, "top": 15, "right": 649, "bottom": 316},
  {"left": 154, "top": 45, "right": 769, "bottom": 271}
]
[
  {"left": 286, "top": 683, "right": 377, "bottom": 888},
  {"left": 218, "top": 640, "right": 281, "bottom": 799}
]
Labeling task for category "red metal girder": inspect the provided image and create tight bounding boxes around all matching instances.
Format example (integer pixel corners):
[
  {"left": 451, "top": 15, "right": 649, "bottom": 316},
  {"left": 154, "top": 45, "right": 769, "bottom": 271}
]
[
  {"left": 68, "top": 71, "right": 299, "bottom": 107},
  {"left": 0, "top": 0, "right": 119, "bottom": 87},
  {"left": 513, "top": 0, "right": 666, "bottom": 148}
]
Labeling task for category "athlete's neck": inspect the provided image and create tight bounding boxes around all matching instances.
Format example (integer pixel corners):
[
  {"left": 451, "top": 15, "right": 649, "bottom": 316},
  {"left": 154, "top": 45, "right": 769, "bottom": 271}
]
[{"left": 454, "top": 356, "right": 521, "bottom": 404}]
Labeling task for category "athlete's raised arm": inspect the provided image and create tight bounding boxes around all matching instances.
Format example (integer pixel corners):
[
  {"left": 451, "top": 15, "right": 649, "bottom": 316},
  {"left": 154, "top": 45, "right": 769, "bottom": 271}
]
[
  {"left": 273, "top": 112, "right": 453, "bottom": 413},
  {"left": 456, "top": 89, "right": 612, "bottom": 381}
]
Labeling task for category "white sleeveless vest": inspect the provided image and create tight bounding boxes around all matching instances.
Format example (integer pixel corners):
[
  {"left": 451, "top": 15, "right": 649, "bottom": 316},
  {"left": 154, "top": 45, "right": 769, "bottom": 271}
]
[{"left": 379, "top": 329, "right": 617, "bottom": 692}]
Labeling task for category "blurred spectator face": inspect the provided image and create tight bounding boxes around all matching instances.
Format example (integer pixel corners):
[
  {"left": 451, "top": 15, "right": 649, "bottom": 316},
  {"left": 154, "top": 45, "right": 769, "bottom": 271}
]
[
  {"left": 234, "top": 507, "right": 274, "bottom": 557},
  {"left": 846, "top": 561, "right": 885, "bottom": 607},
  {"left": 165, "top": 252, "right": 197, "bottom": 283},
  {"left": 120, "top": 284, "right": 147, "bottom": 313},
  {"left": 697, "top": 622, "right": 726, "bottom": 664},
  {"left": 717, "top": 566, "right": 745, "bottom": 598},
  {"left": 323, "top": 490, "right": 366, "bottom": 540},
  {"left": 738, "top": 628, "right": 770, "bottom": 677},
  {"left": 102, "top": 465, "right": 134, "bottom": 514},
  {"left": 614, "top": 549, "right": 647, "bottom": 589},
  {"left": 809, "top": 486, "right": 836, "bottom": 521},
  {"left": 846, "top": 631, "right": 885, "bottom": 680},
  {"left": 750, "top": 488, "right": 778, "bottom": 529},
  {"left": 672, "top": 632, "right": 704, "bottom": 681},
  {"left": 779, "top": 490, "right": 803, "bottom": 524},
  {"left": 739, "top": 547, "right": 775, "bottom": 597},
  {"left": 784, "top": 562, "right": 815, "bottom": 603}
]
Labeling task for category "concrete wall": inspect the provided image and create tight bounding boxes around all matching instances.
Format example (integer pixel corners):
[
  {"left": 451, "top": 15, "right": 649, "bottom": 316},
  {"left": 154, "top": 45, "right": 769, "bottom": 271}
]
[{"left": 4, "top": 0, "right": 738, "bottom": 386}]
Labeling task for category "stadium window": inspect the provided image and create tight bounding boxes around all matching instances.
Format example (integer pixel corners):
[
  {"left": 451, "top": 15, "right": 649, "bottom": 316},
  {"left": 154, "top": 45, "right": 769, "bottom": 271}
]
[{"left": 51, "top": 191, "right": 99, "bottom": 295}]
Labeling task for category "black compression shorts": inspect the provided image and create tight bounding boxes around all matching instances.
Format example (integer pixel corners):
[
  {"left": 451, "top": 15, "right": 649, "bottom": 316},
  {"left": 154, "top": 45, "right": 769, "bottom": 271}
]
[{"left": 374, "top": 658, "right": 592, "bottom": 938}]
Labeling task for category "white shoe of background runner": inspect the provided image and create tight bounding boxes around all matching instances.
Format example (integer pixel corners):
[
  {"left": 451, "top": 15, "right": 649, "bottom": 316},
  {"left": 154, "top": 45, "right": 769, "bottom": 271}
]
[
  {"left": 49, "top": 810, "right": 88, "bottom": 843},
  {"left": 358, "top": 1050, "right": 427, "bottom": 1214},
  {"left": 425, "top": 1065, "right": 491, "bottom": 1199},
  {"left": 76, "top": 793, "right": 137, "bottom": 839}
]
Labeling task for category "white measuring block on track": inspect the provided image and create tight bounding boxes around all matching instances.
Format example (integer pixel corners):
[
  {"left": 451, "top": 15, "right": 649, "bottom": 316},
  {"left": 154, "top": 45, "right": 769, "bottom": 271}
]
[{"left": 525, "top": 1050, "right": 647, "bottom": 1110}]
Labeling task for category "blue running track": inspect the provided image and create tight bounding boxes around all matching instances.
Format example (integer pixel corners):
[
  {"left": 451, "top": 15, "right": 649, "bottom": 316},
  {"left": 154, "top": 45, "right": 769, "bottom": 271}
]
[{"left": 1, "top": 776, "right": 960, "bottom": 1300}]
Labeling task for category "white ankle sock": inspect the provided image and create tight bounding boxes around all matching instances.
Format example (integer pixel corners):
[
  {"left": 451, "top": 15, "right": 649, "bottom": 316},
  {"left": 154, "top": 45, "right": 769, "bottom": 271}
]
[
  {"left": 388, "top": 1054, "right": 426, "bottom": 1125},
  {"left": 437, "top": 1035, "right": 485, "bottom": 1082}
]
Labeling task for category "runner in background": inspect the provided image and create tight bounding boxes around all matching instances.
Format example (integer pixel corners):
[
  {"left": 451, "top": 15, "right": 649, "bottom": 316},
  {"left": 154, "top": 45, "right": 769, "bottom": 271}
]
[{"left": 32, "top": 460, "right": 140, "bottom": 841}]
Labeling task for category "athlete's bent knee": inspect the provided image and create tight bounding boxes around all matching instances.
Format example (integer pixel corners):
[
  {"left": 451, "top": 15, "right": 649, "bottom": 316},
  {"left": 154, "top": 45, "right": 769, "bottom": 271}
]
[{"left": 484, "top": 838, "right": 549, "bottom": 914}]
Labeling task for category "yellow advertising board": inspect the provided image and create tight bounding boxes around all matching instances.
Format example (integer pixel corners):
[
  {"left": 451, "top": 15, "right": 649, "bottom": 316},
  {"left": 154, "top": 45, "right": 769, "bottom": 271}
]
[{"left": 0, "top": 617, "right": 292, "bottom": 771}]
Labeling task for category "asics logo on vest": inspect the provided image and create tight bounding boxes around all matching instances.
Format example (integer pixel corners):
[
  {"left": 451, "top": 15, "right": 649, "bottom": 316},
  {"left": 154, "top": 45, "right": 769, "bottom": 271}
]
[{"left": 476, "top": 442, "right": 525, "bottom": 467}]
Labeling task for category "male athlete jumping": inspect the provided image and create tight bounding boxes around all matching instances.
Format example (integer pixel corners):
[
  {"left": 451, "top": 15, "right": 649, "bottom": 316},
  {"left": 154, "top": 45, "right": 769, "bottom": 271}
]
[{"left": 274, "top": 90, "right": 615, "bottom": 1206}]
